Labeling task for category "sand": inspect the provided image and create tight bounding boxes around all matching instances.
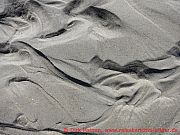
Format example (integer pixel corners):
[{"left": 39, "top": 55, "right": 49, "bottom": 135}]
[{"left": 0, "top": 0, "right": 180, "bottom": 135}]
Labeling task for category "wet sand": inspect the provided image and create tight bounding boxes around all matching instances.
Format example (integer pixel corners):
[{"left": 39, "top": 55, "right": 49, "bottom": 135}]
[{"left": 0, "top": 0, "right": 180, "bottom": 134}]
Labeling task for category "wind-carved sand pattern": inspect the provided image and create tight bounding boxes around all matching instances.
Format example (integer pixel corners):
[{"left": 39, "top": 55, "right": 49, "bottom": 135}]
[{"left": 0, "top": 0, "right": 180, "bottom": 135}]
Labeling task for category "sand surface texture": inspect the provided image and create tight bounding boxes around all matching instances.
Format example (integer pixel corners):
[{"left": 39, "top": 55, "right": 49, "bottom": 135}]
[{"left": 0, "top": 0, "right": 180, "bottom": 135}]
